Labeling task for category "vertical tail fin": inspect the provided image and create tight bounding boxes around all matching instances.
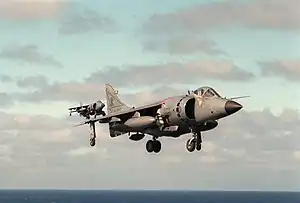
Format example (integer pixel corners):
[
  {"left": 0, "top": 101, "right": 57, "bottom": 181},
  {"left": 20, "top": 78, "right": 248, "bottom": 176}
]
[{"left": 105, "top": 84, "right": 130, "bottom": 114}]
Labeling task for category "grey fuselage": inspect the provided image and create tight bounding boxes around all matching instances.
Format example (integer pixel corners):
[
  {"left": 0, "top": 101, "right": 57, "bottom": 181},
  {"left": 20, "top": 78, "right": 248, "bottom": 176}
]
[
  {"left": 145, "top": 94, "right": 231, "bottom": 137},
  {"left": 109, "top": 92, "right": 242, "bottom": 138}
]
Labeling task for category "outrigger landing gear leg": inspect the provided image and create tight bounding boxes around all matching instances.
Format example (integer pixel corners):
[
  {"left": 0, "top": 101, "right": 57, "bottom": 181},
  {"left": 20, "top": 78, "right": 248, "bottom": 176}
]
[
  {"left": 186, "top": 131, "right": 202, "bottom": 152},
  {"left": 89, "top": 122, "right": 96, "bottom": 147}
]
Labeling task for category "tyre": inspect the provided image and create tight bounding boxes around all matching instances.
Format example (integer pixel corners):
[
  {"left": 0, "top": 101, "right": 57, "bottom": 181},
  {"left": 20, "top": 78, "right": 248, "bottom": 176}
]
[
  {"left": 90, "top": 138, "right": 96, "bottom": 147},
  {"left": 196, "top": 144, "right": 202, "bottom": 151},
  {"left": 186, "top": 138, "right": 196, "bottom": 152},
  {"left": 146, "top": 140, "right": 154, "bottom": 153},
  {"left": 153, "top": 140, "right": 161, "bottom": 153}
]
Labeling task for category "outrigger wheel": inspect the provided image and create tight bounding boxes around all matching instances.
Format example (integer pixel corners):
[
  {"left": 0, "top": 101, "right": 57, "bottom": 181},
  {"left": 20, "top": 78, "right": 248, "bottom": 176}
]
[{"left": 90, "top": 137, "right": 96, "bottom": 147}]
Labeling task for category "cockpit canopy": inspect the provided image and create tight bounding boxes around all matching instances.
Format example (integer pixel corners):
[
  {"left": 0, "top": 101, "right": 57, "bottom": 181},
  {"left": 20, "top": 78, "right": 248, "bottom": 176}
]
[{"left": 193, "top": 86, "right": 221, "bottom": 98}]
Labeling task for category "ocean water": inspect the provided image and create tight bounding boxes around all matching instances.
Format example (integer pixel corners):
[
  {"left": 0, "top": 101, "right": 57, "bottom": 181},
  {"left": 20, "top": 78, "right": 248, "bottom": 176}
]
[{"left": 0, "top": 190, "right": 299, "bottom": 203}]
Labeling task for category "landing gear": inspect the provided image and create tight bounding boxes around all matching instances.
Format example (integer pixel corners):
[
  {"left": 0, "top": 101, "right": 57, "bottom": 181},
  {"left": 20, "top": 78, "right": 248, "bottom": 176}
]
[
  {"left": 186, "top": 138, "right": 195, "bottom": 152},
  {"left": 89, "top": 122, "right": 96, "bottom": 147},
  {"left": 146, "top": 139, "right": 161, "bottom": 153},
  {"left": 186, "top": 131, "right": 202, "bottom": 152},
  {"left": 90, "top": 137, "right": 96, "bottom": 147}
]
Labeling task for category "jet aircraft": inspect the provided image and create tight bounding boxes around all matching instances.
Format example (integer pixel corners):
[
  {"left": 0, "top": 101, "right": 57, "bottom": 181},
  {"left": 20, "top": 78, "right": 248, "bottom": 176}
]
[
  {"left": 68, "top": 100, "right": 106, "bottom": 119},
  {"left": 73, "top": 84, "right": 247, "bottom": 153}
]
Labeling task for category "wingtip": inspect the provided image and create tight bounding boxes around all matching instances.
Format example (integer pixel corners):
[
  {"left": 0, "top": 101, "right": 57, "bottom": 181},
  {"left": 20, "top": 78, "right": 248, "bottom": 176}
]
[{"left": 73, "top": 122, "right": 86, "bottom": 127}]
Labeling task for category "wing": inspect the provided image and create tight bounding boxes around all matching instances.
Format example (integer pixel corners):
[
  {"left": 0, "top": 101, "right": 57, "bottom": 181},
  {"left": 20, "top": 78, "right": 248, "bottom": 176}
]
[
  {"left": 75, "top": 100, "right": 163, "bottom": 126},
  {"left": 68, "top": 104, "right": 89, "bottom": 111}
]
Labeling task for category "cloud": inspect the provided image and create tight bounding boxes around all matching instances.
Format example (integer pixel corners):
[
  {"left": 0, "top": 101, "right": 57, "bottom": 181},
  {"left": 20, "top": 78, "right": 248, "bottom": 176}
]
[
  {"left": 16, "top": 80, "right": 106, "bottom": 103},
  {"left": 294, "top": 151, "right": 300, "bottom": 160},
  {"left": 1, "top": 74, "right": 108, "bottom": 105},
  {"left": 86, "top": 60, "right": 255, "bottom": 86},
  {"left": 15, "top": 75, "right": 49, "bottom": 88},
  {"left": 1, "top": 60, "right": 254, "bottom": 105},
  {"left": 59, "top": 8, "right": 118, "bottom": 34},
  {"left": 210, "top": 108, "right": 300, "bottom": 154},
  {"left": 0, "top": 79, "right": 299, "bottom": 189},
  {"left": 0, "top": 106, "right": 299, "bottom": 189},
  {"left": 199, "top": 155, "right": 226, "bottom": 164},
  {"left": 258, "top": 59, "right": 300, "bottom": 81},
  {"left": 8, "top": 79, "right": 182, "bottom": 106},
  {"left": 67, "top": 146, "right": 102, "bottom": 156},
  {"left": 0, "top": 0, "right": 68, "bottom": 20},
  {"left": 139, "top": 0, "right": 299, "bottom": 56},
  {"left": 0, "top": 111, "right": 66, "bottom": 131},
  {"left": 142, "top": 36, "right": 226, "bottom": 55},
  {"left": 0, "top": 92, "right": 14, "bottom": 107},
  {"left": 0, "top": 44, "right": 63, "bottom": 68},
  {"left": 143, "top": 0, "right": 300, "bottom": 34},
  {"left": 0, "top": 75, "right": 13, "bottom": 83}
]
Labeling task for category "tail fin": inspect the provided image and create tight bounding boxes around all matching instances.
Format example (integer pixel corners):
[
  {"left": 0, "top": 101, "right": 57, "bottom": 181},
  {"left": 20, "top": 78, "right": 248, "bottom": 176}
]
[{"left": 105, "top": 84, "right": 130, "bottom": 114}]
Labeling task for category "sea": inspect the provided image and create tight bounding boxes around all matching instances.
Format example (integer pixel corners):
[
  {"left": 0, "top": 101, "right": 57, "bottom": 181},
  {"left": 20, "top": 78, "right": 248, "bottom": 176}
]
[{"left": 0, "top": 190, "right": 299, "bottom": 203}]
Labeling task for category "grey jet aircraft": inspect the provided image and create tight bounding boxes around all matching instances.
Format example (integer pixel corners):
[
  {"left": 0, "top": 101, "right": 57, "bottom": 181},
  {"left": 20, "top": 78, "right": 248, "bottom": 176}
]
[
  {"left": 73, "top": 84, "right": 247, "bottom": 153},
  {"left": 68, "top": 100, "right": 106, "bottom": 119}
]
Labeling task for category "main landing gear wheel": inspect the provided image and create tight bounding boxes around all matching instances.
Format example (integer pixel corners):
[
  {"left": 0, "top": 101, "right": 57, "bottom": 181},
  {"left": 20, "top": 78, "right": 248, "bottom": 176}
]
[
  {"left": 196, "top": 143, "right": 202, "bottom": 151},
  {"left": 186, "top": 138, "right": 196, "bottom": 152},
  {"left": 186, "top": 132, "right": 202, "bottom": 152},
  {"left": 146, "top": 139, "right": 161, "bottom": 153}
]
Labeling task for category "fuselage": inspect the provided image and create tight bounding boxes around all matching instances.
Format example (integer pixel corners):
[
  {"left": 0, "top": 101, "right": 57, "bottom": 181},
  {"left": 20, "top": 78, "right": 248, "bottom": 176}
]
[
  {"left": 110, "top": 91, "right": 242, "bottom": 138},
  {"left": 147, "top": 93, "right": 241, "bottom": 137}
]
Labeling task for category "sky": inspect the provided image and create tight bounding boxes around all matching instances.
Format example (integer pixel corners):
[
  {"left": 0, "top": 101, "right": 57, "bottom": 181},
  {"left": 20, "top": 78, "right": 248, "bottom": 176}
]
[{"left": 0, "top": 0, "right": 299, "bottom": 191}]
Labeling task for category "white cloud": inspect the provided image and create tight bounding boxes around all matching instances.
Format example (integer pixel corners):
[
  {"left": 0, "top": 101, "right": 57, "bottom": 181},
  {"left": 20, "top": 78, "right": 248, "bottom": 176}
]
[
  {"left": 0, "top": 77, "right": 299, "bottom": 190},
  {"left": 199, "top": 155, "right": 226, "bottom": 164},
  {"left": 14, "top": 115, "right": 31, "bottom": 124},
  {"left": 0, "top": 60, "right": 254, "bottom": 106},
  {"left": 0, "top": 44, "right": 63, "bottom": 68},
  {"left": 67, "top": 147, "right": 99, "bottom": 156},
  {"left": 258, "top": 60, "right": 300, "bottom": 81},
  {"left": 160, "top": 155, "right": 182, "bottom": 164},
  {"left": 59, "top": 8, "right": 118, "bottom": 35},
  {"left": 0, "top": 0, "right": 68, "bottom": 20},
  {"left": 293, "top": 151, "right": 300, "bottom": 160},
  {"left": 223, "top": 148, "right": 247, "bottom": 158},
  {"left": 142, "top": 36, "right": 225, "bottom": 55},
  {"left": 143, "top": 0, "right": 300, "bottom": 34},
  {"left": 201, "top": 141, "right": 217, "bottom": 153}
]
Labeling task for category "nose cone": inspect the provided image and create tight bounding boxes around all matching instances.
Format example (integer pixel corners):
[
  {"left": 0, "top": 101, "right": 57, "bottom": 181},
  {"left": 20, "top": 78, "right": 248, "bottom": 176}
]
[{"left": 225, "top": 100, "right": 243, "bottom": 115}]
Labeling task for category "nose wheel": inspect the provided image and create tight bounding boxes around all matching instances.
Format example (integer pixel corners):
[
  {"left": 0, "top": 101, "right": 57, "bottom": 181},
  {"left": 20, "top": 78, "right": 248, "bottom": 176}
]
[
  {"left": 146, "top": 139, "right": 161, "bottom": 153},
  {"left": 186, "top": 132, "right": 202, "bottom": 152}
]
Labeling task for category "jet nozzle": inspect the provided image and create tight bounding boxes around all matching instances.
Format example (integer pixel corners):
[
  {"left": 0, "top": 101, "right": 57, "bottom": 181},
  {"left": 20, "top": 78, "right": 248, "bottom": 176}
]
[{"left": 225, "top": 100, "right": 243, "bottom": 115}]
